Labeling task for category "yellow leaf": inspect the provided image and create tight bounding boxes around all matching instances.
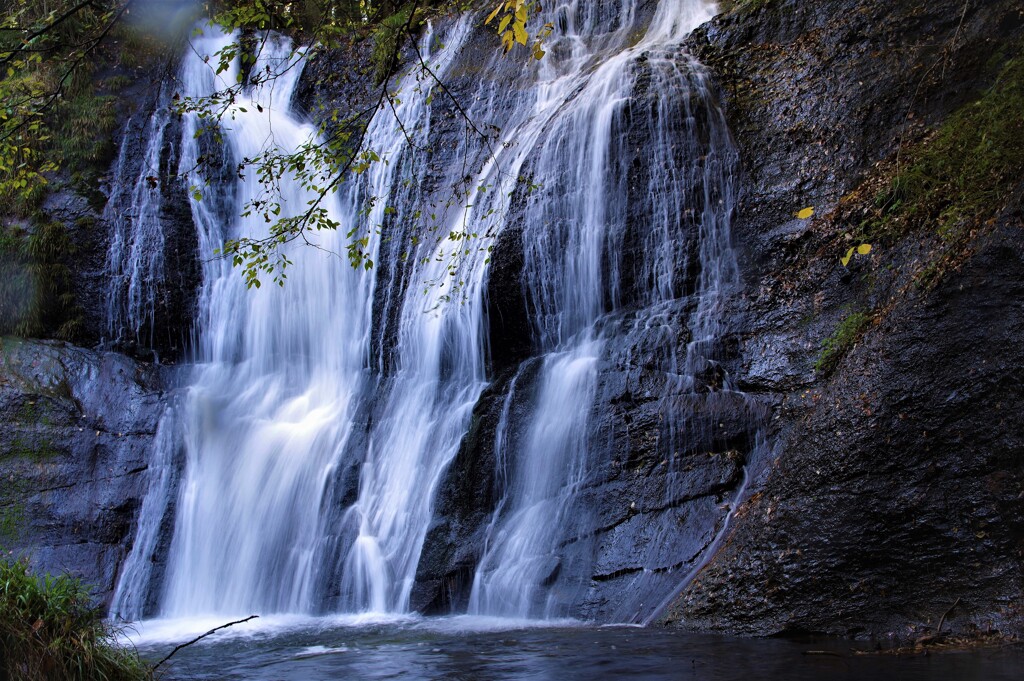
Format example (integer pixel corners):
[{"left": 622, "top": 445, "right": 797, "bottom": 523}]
[
  {"left": 796, "top": 207, "right": 814, "bottom": 219},
  {"left": 498, "top": 14, "right": 512, "bottom": 33},
  {"left": 485, "top": 4, "right": 502, "bottom": 24},
  {"left": 513, "top": 22, "right": 528, "bottom": 45},
  {"left": 857, "top": 243, "right": 872, "bottom": 255},
  {"left": 841, "top": 247, "right": 854, "bottom": 267}
]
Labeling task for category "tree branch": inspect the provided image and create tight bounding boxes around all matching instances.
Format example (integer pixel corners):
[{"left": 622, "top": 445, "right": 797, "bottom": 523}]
[
  {"left": 0, "top": 0, "right": 106, "bottom": 67},
  {"left": 151, "top": 615, "right": 259, "bottom": 670}
]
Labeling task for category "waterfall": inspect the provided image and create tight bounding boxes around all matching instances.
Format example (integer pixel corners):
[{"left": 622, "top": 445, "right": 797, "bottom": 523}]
[
  {"left": 467, "top": 0, "right": 735, "bottom": 619},
  {"left": 113, "top": 0, "right": 750, "bottom": 624},
  {"left": 153, "top": 30, "right": 378, "bottom": 617},
  {"left": 110, "top": 407, "right": 178, "bottom": 618},
  {"left": 334, "top": 17, "right": 488, "bottom": 614},
  {"left": 104, "top": 97, "right": 172, "bottom": 347}
]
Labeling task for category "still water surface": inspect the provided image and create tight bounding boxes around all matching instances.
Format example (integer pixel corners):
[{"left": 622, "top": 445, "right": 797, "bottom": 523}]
[{"left": 126, "top": 615, "right": 1023, "bottom": 680}]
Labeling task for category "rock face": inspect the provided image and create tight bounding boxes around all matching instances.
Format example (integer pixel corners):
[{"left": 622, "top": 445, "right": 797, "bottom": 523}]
[
  {"left": 0, "top": 339, "right": 166, "bottom": 607},
  {"left": 408, "top": 4, "right": 761, "bottom": 622},
  {"left": 411, "top": 0, "right": 1024, "bottom": 637},
  {"left": 662, "top": 0, "right": 1024, "bottom": 639},
  {"left": 346, "top": 0, "right": 1024, "bottom": 635},
  {"left": 670, "top": 220, "right": 1024, "bottom": 638}
]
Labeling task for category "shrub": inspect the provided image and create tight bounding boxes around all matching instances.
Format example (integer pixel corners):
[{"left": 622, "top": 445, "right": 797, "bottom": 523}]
[{"left": 0, "top": 558, "right": 150, "bottom": 681}]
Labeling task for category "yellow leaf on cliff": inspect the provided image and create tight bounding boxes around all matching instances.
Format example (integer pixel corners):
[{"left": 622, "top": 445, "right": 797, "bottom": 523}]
[
  {"left": 796, "top": 207, "right": 814, "bottom": 219},
  {"left": 841, "top": 247, "right": 855, "bottom": 267}
]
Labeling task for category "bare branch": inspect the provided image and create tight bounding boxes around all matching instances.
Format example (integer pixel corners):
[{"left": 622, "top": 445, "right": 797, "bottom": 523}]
[{"left": 151, "top": 614, "right": 259, "bottom": 670}]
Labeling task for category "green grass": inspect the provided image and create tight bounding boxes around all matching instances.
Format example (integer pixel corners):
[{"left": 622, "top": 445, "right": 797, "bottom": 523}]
[
  {"left": 865, "top": 57, "right": 1024, "bottom": 242},
  {"left": 0, "top": 558, "right": 151, "bottom": 681},
  {"left": 815, "top": 310, "right": 873, "bottom": 374},
  {"left": 53, "top": 93, "right": 119, "bottom": 179}
]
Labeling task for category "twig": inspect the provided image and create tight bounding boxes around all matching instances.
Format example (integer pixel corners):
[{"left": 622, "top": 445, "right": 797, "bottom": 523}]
[
  {"left": 893, "top": 0, "right": 971, "bottom": 175},
  {"left": 151, "top": 615, "right": 259, "bottom": 670},
  {"left": 936, "top": 596, "right": 961, "bottom": 635},
  {"left": 0, "top": 0, "right": 101, "bottom": 67},
  {"left": 941, "top": 0, "right": 971, "bottom": 80}
]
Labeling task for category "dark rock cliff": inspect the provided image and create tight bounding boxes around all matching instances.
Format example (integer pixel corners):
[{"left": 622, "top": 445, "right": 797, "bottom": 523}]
[
  {"left": 411, "top": 0, "right": 1024, "bottom": 638},
  {"left": 0, "top": 339, "right": 168, "bottom": 607},
  {"left": 663, "top": 0, "right": 1024, "bottom": 639}
]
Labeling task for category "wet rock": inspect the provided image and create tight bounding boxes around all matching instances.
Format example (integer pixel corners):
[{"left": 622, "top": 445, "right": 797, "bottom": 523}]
[
  {"left": 99, "top": 102, "right": 202, "bottom": 362},
  {"left": 666, "top": 0, "right": 1024, "bottom": 640},
  {"left": 0, "top": 338, "right": 167, "bottom": 607},
  {"left": 412, "top": 361, "right": 541, "bottom": 614}
]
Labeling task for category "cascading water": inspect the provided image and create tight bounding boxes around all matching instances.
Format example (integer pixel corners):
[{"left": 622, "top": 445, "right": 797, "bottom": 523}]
[
  {"left": 332, "top": 17, "right": 493, "bottom": 614},
  {"left": 104, "top": 98, "right": 173, "bottom": 347},
  {"left": 113, "top": 0, "right": 755, "bottom": 626},
  {"left": 114, "top": 18, "right": 483, "bottom": 619},
  {"left": 157, "top": 30, "right": 372, "bottom": 617},
  {"left": 466, "top": 0, "right": 743, "bottom": 620}
]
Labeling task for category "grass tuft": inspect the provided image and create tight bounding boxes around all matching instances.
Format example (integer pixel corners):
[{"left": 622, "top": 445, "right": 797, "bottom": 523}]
[{"left": 0, "top": 557, "right": 150, "bottom": 681}]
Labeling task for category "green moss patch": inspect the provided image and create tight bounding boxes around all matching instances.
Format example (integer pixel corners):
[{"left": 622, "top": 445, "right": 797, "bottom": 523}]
[
  {"left": 0, "top": 503, "right": 26, "bottom": 545},
  {"left": 815, "top": 310, "right": 873, "bottom": 374}
]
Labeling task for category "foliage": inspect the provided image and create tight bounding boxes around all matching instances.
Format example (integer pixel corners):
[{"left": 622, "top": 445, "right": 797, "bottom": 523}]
[
  {"left": 484, "top": 0, "right": 551, "bottom": 59},
  {"left": 0, "top": 1, "right": 133, "bottom": 215},
  {"left": 840, "top": 243, "right": 871, "bottom": 267},
  {"left": 0, "top": 557, "right": 150, "bottom": 681},
  {"left": 0, "top": 57, "right": 57, "bottom": 217},
  {"left": 179, "top": 0, "right": 534, "bottom": 287},
  {"left": 3, "top": 0, "right": 547, "bottom": 290},
  {"left": 370, "top": 3, "right": 422, "bottom": 83},
  {"left": 815, "top": 310, "right": 872, "bottom": 374},
  {"left": 0, "top": 222, "right": 83, "bottom": 339}
]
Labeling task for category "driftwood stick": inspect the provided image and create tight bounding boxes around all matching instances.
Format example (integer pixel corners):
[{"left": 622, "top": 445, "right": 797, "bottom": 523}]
[
  {"left": 936, "top": 597, "right": 961, "bottom": 635},
  {"left": 152, "top": 615, "right": 259, "bottom": 670}
]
